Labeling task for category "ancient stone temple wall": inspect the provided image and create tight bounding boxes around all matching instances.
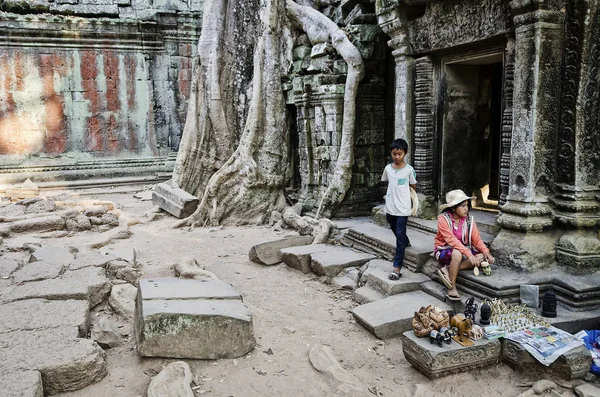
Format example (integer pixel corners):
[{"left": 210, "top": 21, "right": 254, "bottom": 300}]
[
  {"left": 285, "top": 0, "right": 389, "bottom": 217},
  {"left": 0, "top": 0, "right": 201, "bottom": 183}
]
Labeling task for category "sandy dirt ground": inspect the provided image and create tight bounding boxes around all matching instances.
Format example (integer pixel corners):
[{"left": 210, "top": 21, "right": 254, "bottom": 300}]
[{"left": 7, "top": 185, "right": 579, "bottom": 397}]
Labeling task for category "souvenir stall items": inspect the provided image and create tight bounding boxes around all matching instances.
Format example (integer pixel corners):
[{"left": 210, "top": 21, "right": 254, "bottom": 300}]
[
  {"left": 438, "top": 327, "right": 453, "bottom": 344},
  {"left": 412, "top": 305, "right": 450, "bottom": 337},
  {"left": 464, "top": 297, "right": 478, "bottom": 323},
  {"left": 488, "top": 298, "right": 550, "bottom": 333},
  {"left": 540, "top": 290, "right": 557, "bottom": 318},
  {"left": 479, "top": 300, "right": 492, "bottom": 326},
  {"left": 429, "top": 330, "right": 444, "bottom": 347},
  {"left": 469, "top": 325, "right": 484, "bottom": 340},
  {"left": 450, "top": 314, "right": 474, "bottom": 346}
]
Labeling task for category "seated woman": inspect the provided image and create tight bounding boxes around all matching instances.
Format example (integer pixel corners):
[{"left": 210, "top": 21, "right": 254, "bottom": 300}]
[{"left": 433, "top": 189, "right": 495, "bottom": 301}]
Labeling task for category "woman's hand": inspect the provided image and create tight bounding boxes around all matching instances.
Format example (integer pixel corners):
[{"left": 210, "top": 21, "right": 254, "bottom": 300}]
[
  {"left": 484, "top": 253, "right": 495, "bottom": 265},
  {"left": 468, "top": 255, "right": 480, "bottom": 267}
]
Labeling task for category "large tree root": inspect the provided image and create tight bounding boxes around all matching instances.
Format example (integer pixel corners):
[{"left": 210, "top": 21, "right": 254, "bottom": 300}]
[{"left": 286, "top": 0, "right": 364, "bottom": 219}]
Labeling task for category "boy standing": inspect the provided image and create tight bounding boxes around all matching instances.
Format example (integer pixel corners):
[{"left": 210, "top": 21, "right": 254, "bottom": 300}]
[{"left": 381, "top": 139, "right": 417, "bottom": 280}]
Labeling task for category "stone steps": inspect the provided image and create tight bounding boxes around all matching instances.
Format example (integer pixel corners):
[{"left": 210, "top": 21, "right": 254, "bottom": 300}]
[
  {"left": 351, "top": 291, "right": 452, "bottom": 339},
  {"left": 360, "top": 259, "right": 430, "bottom": 297},
  {"left": 341, "top": 223, "right": 433, "bottom": 272}
]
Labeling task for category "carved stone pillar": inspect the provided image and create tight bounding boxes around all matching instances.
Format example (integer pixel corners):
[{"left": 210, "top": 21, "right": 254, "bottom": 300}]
[
  {"left": 492, "top": 0, "right": 566, "bottom": 271},
  {"left": 293, "top": 90, "right": 314, "bottom": 203},
  {"left": 499, "top": 37, "right": 515, "bottom": 206},
  {"left": 376, "top": 2, "right": 414, "bottom": 156},
  {"left": 553, "top": 0, "right": 600, "bottom": 274}
]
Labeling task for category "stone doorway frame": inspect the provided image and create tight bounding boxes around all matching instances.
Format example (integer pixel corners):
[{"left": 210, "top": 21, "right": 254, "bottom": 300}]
[{"left": 433, "top": 44, "right": 509, "bottom": 211}]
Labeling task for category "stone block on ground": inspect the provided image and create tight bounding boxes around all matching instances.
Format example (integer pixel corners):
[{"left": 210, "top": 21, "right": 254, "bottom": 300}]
[
  {"left": 0, "top": 259, "right": 19, "bottom": 277},
  {"left": 152, "top": 183, "right": 199, "bottom": 219},
  {"left": 401, "top": 330, "right": 501, "bottom": 379},
  {"left": 575, "top": 383, "right": 600, "bottom": 397},
  {"left": 353, "top": 286, "right": 383, "bottom": 304},
  {"left": 91, "top": 317, "right": 123, "bottom": 348},
  {"left": 108, "top": 283, "right": 137, "bottom": 319},
  {"left": 100, "top": 247, "right": 137, "bottom": 266},
  {"left": 311, "top": 249, "right": 376, "bottom": 277},
  {"left": 12, "top": 261, "right": 64, "bottom": 284},
  {"left": 352, "top": 291, "right": 452, "bottom": 339},
  {"left": 331, "top": 275, "right": 356, "bottom": 290},
  {"left": 136, "top": 278, "right": 255, "bottom": 359},
  {"left": 249, "top": 235, "right": 314, "bottom": 265},
  {"left": 361, "top": 259, "right": 430, "bottom": 296},
  {"left": 2, "top": 266, "right": 111, "bottom": 307},
  {"left": 147, "top": 361, "right": 194, "bottom": 397},
  {"left": 70, "top": 251, "right": 115, "bottom": 270},
  {"left": 280, "top": 244, "right": 346, "bottom": 273},
  {"left": 29, "top": 246, "right": 74, "bottom": 266},
  {"left": 0, "top": 370, "right": 44, "bottom": 397},
  {"left": 0, "top": 326, "right": 107, "bottom": 395},
  {"left": 11, "top": 215, "right": 65, "bottom": 234},
  {"left": 0, "top": 299, "right": 89, "bottom": 336},
  {"left": 502, "top": 339, "right": 591, "bottom": 380}
]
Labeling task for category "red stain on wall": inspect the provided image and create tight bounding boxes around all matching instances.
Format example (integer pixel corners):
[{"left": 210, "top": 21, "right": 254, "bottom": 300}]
[
  {"left": 124, "top": 54, "right": 138, "bottom": 151},
  {"left": 40, "top": 53, "right": 67, "bottom": 154},
  {"left": 81, "top": 51, "right": 104, "bottom": 152},
  {"left": 0, "top": 53, "right": 18, "bottom": 155},
  {"left": 104, "top": 51, "right": 121, "bottom": 153}
]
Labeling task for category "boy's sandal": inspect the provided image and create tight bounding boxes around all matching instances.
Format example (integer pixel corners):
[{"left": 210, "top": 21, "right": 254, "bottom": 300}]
[
  {"left": 436, "top": 269, "right": 453, "bottom": 289},
  {"left": 388, "top": 272, "right": 402, "bottom": 280},
  {"left": 482, "top": 265, "right": 492, "bottom": 276},
  {"left": 446, "top": 292, "right": 461, "bottom": 301}
]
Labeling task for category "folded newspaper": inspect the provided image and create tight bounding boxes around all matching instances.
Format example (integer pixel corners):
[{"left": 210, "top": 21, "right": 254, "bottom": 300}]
[
  {"left": 484, "top": 325, "right": 506, "bottom": 340},
  {"left": 505, "top": 326, "right": 584, "bottom": 366}
]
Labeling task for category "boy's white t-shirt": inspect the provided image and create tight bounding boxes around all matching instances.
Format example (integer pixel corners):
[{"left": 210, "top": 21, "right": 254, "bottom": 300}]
[{"left": 381, "top": 163, "right": 417, "bottom": 216}]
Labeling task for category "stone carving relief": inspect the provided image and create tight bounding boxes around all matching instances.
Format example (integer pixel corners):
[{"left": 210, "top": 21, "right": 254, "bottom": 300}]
[
  {"left": 499, "top": 41, "right": 515, "bottom": 205},
  {"left": 413, "top": 57, "right": 435, "bottom": 197},
  {"left": 408, "top": 0, "right": 513, "bottom": 54}
]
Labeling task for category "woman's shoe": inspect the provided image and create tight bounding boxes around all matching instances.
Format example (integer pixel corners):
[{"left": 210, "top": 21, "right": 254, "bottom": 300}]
[{"left": 436, "top": 268, "right": 453, "bottom": 289}]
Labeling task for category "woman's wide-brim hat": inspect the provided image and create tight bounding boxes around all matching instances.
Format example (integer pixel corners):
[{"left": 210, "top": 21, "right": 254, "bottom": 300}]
[{"left": 439, "top": 189, "right": 475, "bottom": 212}]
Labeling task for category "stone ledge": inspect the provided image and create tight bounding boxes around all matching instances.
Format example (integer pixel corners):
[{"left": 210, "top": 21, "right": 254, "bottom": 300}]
[{"left": 401, "top": 330, "right": 501, "bottom": 379}]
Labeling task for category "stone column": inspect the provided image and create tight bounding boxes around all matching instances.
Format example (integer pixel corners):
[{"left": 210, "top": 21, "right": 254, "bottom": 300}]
[
  {"left": 376, "top": 2, "right": 414, "bottom": 156},
  {"left": 492, "top": 0, "right": 566, "bottom": 271},
  {"left": 553, "top": 0, "right": 600, "bottom": 274},
  {"left": 498, "top": 37, "right": 515, "bottom": 206}
]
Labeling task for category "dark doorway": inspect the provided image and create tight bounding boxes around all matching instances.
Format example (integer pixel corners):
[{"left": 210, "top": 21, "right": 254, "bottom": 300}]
[{"left": 440, "top": 54, "right": 503, "bottom": 209}]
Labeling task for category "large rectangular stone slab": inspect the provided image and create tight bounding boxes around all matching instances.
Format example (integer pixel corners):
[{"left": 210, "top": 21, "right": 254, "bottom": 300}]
[
  {"left": 310, "top": 249, "right": 375, "bottom": 277},
  {"left": 1, "top": 267, "right": 111, "bottom": 307},
  {"left": 0, "top": 370, "right": 43, "bottom": 397},
  {"left": 136, "top": 278, "right": 255, "bottom": 359},
  {"left": 281, "top": 244, "right": 346, "bottom": 273},
  {"left": 401, "top": 330, "right": 501, "bottom": 379},
  {"left": 352, "top": 291, "right": 452, "bottom": 339},
  {"left": 362, "top": 259, "right": 430, "bottom": 296},
  {"left": 501, "top": 339, "right": 591, "bottom": 380},
  {"left": 249, "top": 235, "right": 314, "bottom": 265},
  {"left": 152, "top": 183, "right": 199, "bottom": 218},
  {"left": 138, "top": 278, "right": 241, "bottom": 301},
  {"left": 136, "top": 299, "right": 255, "bottom": 359},
  {"left": 0, "top": 299, "right": 89, "bottom": 336}
]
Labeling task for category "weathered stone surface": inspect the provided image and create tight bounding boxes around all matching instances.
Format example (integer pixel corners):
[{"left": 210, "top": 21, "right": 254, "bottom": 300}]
[
  {"left": 101, "top": 247, "right": 137, "bottom": 266},
  {"left": 11, "top": 215, "right": 66, "bottom": 234},
  {"left": 2, "top": 266, "right": 111, "bottom": 307},
  {"left": 12, "top": 261, "right": 64, "bottom": 284},
  {"left": 352, "top": 291, "right": 452, "bottom": 339},
  {"left": 83, "top": 205, "right": 107, "bottom": 217},
  {"left": 0, "top": 370, "right": 44, "bottom": 397},
  {"left": 147, "top": 361, "right": 194, "bottom": 397},
  {"left": 0, "top": 299, "right": 89, "bottom": 336},
  {"left": 361, "top": 259, "right": 430, "bottom": 296},
  {"left": 29, "top": 246, "right": 74, "bottom": 266},
  {"left": 401, "top": 330, "right": 501, "bottom": 379},
  {"left": 0, "top": 326, "right": 107, "bottom": 395},
  {"left": 108, "top": 283, "right": 137, "bottom": 320},
  {"left": 353, "top": 285, "right": 383, "bottom": 304},
  {"left": 70, "top": 251, "right": 114, "bottom": 270},
  {"left": 91, "top": 317, "right": 123, "bottom": 348},
  {"left": 0, "top": 259, "right": 20, "bottom": 277},
  {"left": 308, "top": 344, "right": 369, "bottom": 396},
  {"left": 139, "top": 278, "right": 241, "bottom": 301},
  {"left": 172, "top": 259, "right": 219, "bottom": 280},
  {"left": 136, "top": 278, "right": 255, "bottom": 359},
  {"left": 281, "top": 244, "right": 346, "bottom": 273},
  {"left": 106, "top": 260, "right": 140, "bottom": 284},
  {"left": 575, "top": 383, "right": 600, "bottom": 397},
  {"left": 502, "top": 339, "right": 591, "bottom": 380},
  {"left": 311, "top": 249, "right": 375, "bottom": 277},
  {"left": 249, "top": 235, "right": 314, "bottom": 265},
  {"left": 152, "top": 183, "right": 199, "bottom": 219}
]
